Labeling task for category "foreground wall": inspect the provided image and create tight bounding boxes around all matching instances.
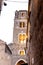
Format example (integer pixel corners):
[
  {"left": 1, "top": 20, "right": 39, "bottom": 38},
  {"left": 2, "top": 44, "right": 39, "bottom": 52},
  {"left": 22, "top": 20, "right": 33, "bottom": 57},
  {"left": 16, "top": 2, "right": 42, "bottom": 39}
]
[{"left": 0, "top": 0, "right": 3, "bottom": 13}]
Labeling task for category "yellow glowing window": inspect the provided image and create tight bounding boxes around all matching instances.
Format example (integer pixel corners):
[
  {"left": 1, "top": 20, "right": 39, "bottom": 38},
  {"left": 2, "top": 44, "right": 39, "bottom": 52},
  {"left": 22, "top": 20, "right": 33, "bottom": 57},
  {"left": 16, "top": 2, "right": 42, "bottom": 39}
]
[
  {"left": 19, "top": 34, "right": 27, "bottom": 43},
  {"left": 20, "top": 50, "right": 25, "bottom": 55}
]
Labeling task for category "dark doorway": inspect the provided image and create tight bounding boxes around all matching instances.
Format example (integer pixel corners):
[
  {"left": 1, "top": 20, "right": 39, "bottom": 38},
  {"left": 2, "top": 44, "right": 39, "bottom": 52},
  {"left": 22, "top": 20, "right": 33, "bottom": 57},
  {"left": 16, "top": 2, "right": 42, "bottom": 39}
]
[
  {"left": 16, "top": 60, "right": 26, "bottom": 65},
  {"left": 21, "top": 63, "right": 28, "bottom": 65}
]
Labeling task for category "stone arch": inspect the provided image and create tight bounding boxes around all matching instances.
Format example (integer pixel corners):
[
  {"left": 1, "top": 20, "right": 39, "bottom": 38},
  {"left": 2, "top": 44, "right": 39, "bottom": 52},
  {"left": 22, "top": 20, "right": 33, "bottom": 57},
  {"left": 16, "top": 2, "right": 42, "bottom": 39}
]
[{"left": 15, "top": 59, "right": 27, "bottom": 65}]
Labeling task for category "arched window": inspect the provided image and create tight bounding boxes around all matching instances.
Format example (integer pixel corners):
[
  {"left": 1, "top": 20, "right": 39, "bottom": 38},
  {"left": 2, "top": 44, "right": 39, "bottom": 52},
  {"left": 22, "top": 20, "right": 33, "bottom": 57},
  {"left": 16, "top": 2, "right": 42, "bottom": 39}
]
[
  {"left": 19, "top": 33, "right": 27, "bottom": 44},
  {"left": 19, "top": 22, "right": 25, "bottom": 28},
  {"left": 19, "top": 50, "right": 25, "bottom": 55}
]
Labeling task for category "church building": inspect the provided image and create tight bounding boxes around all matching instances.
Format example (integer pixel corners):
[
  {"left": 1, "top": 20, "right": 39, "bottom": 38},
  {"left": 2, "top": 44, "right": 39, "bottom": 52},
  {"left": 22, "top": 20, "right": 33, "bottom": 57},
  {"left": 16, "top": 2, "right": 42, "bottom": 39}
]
[
  {"left": 8, "top": 10, "right": 30, "bottom": 65},
  {"left": 0, "top": 10, "right": 30, "bottom": 65}
]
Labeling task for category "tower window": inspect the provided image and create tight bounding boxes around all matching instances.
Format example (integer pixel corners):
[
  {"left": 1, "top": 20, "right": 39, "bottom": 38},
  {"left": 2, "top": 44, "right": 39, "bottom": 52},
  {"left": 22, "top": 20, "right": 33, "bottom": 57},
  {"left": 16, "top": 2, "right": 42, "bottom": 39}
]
[
  {"left": 19, "top": 33, "right": 27, "bottom": 44},
  {"left": 19, "top": 50, "right": 25, "bottom": 55},
  {"left": 22, "top": 13, "right": 24, "bottom": 16},
  {"left": 19, "top": 22, "right": 25, "bottom": 28}
]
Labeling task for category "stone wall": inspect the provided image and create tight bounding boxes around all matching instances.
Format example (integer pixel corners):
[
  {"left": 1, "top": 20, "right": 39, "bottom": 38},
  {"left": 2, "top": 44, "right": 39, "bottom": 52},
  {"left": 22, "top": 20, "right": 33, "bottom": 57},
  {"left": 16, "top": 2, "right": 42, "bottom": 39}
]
[{"left": 0, "top": 40, "right": 12, "bottom": 65}]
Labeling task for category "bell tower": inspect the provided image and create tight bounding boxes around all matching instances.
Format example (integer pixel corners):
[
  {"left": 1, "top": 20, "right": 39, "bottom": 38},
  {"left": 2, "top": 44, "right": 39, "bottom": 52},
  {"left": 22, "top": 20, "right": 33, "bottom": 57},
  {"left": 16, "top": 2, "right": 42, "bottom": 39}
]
[
  {"left": 13, "top": 10, "right": 28, "bottom": 49},
  {"left": 11, "top": 10, "right": 30, "bottom": 65}
]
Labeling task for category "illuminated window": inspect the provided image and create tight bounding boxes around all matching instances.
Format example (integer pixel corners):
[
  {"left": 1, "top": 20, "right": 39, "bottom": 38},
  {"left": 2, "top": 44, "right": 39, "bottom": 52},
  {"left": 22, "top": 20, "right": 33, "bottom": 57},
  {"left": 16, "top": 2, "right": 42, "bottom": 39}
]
[
  {"left": 19, "top": 22, "right": 25, "bottom": 28},
  {"left": 19, "top": 50, "right": 25, "bottom": 55},
  {"left": 19, "top": 33, "right": 27, "bottom": 44}
]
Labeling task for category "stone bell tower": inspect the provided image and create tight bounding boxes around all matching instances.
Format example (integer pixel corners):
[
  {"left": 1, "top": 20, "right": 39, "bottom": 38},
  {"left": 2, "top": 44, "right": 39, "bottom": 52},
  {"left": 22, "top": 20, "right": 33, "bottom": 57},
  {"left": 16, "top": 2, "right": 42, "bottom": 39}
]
[
  {"left": 11, "top": 10, "right": 30, "bottom": 65},
  {"left": 13, "top": 10, "right": 28, "bottom": 48}
]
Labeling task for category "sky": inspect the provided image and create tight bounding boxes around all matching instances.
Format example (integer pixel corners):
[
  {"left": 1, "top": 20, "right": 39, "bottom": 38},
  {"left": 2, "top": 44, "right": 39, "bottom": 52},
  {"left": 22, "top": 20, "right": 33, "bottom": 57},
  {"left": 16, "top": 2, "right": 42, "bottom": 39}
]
[{"left": 0, "top": 0, "right": 28, "bottom": 44}]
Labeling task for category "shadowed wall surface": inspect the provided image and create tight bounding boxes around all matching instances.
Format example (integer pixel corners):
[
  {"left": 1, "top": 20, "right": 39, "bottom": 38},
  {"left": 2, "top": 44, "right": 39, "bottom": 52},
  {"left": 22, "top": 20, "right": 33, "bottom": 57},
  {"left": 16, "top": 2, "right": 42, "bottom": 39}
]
[{"left": 0, "top": 0, "right": 3, "bottom": 12}]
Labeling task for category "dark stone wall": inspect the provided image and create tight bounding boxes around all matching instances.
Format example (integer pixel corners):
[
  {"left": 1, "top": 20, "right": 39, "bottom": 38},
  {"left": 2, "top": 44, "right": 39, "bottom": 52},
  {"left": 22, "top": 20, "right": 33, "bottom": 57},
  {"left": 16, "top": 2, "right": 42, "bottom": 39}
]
[
  {"left": 0, "top": 0, "right": 3, "bottom": 13},
  {"left": 29, "top": 0, "right": 43, "bottom": 65}
]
